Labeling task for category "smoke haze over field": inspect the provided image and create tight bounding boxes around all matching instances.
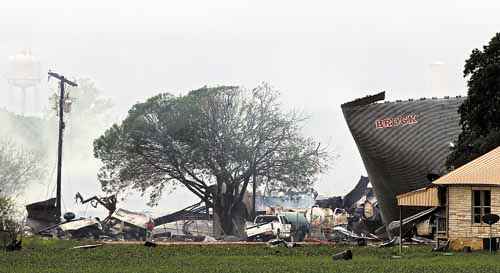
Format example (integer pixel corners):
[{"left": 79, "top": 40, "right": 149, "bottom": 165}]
[{"left": 1, "top": 0, "right": 500, "bottom": 217}]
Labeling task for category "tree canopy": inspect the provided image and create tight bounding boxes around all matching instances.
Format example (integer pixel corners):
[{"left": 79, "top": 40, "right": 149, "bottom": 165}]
[
  {"left": 447, "top": 33, "right": 500, "bottom": 169},
  {"left": 94, "top": 83, "right": 329, "bottom": 235}
]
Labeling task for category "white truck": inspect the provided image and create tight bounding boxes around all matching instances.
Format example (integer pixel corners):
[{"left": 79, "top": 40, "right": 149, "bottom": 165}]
[{"left": 246, "top": 214, "right": 292, "bottom": 241}]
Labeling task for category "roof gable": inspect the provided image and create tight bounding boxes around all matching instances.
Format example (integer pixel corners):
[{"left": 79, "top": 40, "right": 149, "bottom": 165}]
[{"left": 433, "top": 146, "right": 500, "bottom": 185}]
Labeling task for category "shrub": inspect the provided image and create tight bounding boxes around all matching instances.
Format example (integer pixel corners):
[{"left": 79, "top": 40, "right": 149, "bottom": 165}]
[{"left": 0, "top": 197, "right": 21, "bottom": 249}]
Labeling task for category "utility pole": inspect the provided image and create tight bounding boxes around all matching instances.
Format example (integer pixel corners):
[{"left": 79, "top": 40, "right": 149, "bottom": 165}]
[{"left": 48, "top": 71, "right": 77, "bottom": 220}]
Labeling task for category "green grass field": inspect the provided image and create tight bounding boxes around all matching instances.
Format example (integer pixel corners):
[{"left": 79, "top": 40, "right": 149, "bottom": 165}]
[{"left": 1, "top": 238, "right": 500, "bottom": 273}]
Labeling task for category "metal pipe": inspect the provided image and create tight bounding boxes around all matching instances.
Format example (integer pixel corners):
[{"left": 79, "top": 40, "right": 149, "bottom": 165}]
[{"left": 399, "top": 206, "right": 403, "bottom": 255}]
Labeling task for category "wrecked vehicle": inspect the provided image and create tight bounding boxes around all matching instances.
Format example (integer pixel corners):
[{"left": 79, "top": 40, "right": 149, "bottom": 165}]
[
  {"left": 246, "top": 214, "right": 292, "bottom": 241},
  {"left": 247, "top": 212, "right": 309, "bottom": 242},
  {"left": 58, "top": 218, "right": 102, "bottom": 239}
]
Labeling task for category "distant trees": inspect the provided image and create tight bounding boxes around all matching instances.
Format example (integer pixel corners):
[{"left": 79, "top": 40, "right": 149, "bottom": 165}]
[
  {"left": 0, "top": 140, "right": 45, "bottom": 197},
  {"left": 0, "top": 139, "right": 44, "bottom": 244},
  {"left": 447, "top": 33, "right": 500, "bottom": 169},
  {"left": 50, "top": 78, "right": 114, "bottom": 160},
  {"left": 94, "top": 83, "right": 329, "bottom": 236}
]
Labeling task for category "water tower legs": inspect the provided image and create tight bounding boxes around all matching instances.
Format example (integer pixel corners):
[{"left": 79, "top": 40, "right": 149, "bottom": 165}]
[
  {"left": 34, "top": 86, "right": 40, "bottom": 114},
  {"left": 7, "top": 85, "right": 14, "bottom": 111},
  {"left": 21, "top": 87, "right": 26, "bottom": 115}
]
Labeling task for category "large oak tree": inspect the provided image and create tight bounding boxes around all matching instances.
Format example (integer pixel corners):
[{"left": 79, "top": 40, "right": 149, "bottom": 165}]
[
  {"left": 447, "top": 33, "right": 500, "bottom": 169},
  {"left": 93, "top": 83, "right": 328, "bottom": 236}
]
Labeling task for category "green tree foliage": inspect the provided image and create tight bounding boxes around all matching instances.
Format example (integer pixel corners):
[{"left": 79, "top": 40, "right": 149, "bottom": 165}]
[
  {"left": 0, "top": 196, "right": 21, "bottom": 249},
  {"left": 0, "top": 197, "right": 16, "bottom": 220},
  {"left": 0, "top": 139, "right": 45, "bottom": 197},
  {"left": 447, "top": 33, "right": 500, "bottom": 169},
  {"left": 94, "top": 83, "right": 329, "bottom": 236}
]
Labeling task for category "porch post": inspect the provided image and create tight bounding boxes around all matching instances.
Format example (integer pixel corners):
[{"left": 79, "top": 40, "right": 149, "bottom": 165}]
[{"left": 399, "top": 206, "right": 403, "bottom": 255}]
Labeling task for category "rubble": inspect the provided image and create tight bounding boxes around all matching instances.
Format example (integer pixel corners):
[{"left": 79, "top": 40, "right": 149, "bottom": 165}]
[
  {"left": 342, "top": 176, "right": 370, "bottom": 209},
  {"left": 71, "top": 244, "right": 103, "bottom": 249},
  {"left": 386, "top": 207, "right": 438, "bottom": 239},
  {"left": 203, "top": 235, "right": 217, "bottom": 242},
  {"left": 411, "top": 236, "right": 435, "bottom": 244},
  {"left": 314, "top": 176, "right": 384, "bottom": 239},
  {"left": 21, "top": 176, "right": 388, "bottom": 245},
  {"left": 330, "top": 226, "right": 377, "bottom": 246},
  {"left": 331, "top": 249, "right": 353, "bottom": 261},
  {"left": 58, "top": 218, "right": 102, "bottom": 239},
  {"left": 379, "top": 237, "right": 398, "bottom": 248},
  {"left": 143, "top": 240, "right": 157, "bottom": 247},
  {"left": 432, "top": 240, "right": 450, "bottom": 252},
  {"left": 266, "top": 238, "right": 297, "bottom": 248},
  {"left": 153, "top": 202, "right": 210, "bottom": 227},
  {"left": 25, "top": 199, "right": 155, "bottom": 241},
  {"left": 75, "top": 192, "right": 117, "bottom": 217},
  {"left": 25, "top": 198, "right": 59, "bottom": 234},
  {"left": 242, "top": 175, "right": 385, "bottom": 243},
  {"left": 5, "top": 239, "right": 22, "bottom": 251}
]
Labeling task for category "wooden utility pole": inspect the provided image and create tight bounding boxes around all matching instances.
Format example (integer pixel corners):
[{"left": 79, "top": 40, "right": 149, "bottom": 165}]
[{"left": 48, "top": 71, "right": 77, "bottom": 220}]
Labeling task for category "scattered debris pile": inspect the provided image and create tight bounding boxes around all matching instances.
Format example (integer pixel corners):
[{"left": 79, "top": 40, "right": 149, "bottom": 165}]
[
  {"left": 75, "top": 192, "right": 117, "bottom": 217},
  {"left": 313, "top": 176, "right": 384, "bottom": 241},
  {"left": 154, "top": 202, "right": 210, "bottom": 226},
  {"left": 386, "top": 207, "right": 441, "bottom": 244},
  {"left": 25, "top": 194, "right": 154, "bottom": 241},
  {"left": 25, "top": 198, "right": 59, "bottom": 234},
  {"left": 152, "top": 202, "right": 212, "bottom": 241},
  {"left": 20, "top": 175, "right": 439, "bottom": 245}
]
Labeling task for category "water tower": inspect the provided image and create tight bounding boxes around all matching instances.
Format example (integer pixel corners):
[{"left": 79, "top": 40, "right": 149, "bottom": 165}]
[
  {"left": 430, "top": 61, "right": 448, "bottom": 96},
  {"left": 6, "top": 49, "right": 41, "bottom": 115}
]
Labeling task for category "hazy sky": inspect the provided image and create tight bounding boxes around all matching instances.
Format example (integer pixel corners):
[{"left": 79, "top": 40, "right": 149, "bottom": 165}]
[{"left": 1, "top": 0, "right": 500, "bottom": 217}]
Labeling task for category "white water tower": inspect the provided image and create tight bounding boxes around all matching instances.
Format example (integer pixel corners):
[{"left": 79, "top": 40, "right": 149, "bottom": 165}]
[
  {"left": 6, "top": 49, "right": 41, "bottom": 115},
  {"left": 429, "top": 61, "right": 448, "bottom": 96}
]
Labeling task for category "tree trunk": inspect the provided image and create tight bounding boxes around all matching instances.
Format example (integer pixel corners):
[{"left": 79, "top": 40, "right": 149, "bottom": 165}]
[{"left": 213, "top": 191, "right": 248, "bottom": 239}]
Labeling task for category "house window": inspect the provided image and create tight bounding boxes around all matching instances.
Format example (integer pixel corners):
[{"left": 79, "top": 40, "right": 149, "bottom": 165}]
[{"left": 472, "top": 190, "right": 491, "bottom": 224}]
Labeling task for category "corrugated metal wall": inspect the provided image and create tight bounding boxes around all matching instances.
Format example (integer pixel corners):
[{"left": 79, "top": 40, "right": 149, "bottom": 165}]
[
  {"left": 397, "top": 187, "right": 439, "bottom": 207},
  {"left": 342, "top": 94, "right": 464, "bottom": 223}
]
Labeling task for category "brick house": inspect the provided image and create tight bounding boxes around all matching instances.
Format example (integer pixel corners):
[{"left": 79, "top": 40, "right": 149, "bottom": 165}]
[{"left": 396, "top": 146, "right": 500, "bottom": 251}]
